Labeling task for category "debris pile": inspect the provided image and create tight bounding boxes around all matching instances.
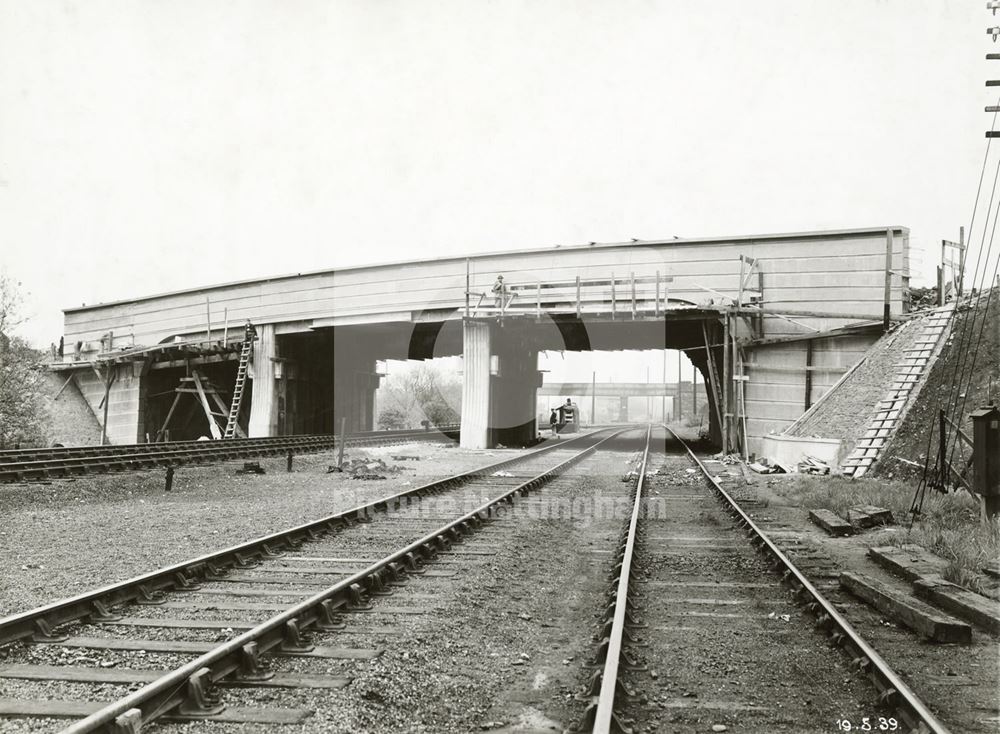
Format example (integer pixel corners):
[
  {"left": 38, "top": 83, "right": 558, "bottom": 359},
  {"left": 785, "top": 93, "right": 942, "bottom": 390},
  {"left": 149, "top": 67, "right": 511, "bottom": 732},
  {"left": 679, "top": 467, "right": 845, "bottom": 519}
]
[
  {"left": 748, "top": 459, "right": 784, "bottom": 474},
  {"left": 798, "top": 456, "right": 831, "bottom": 475},
  {"left": 713, "top": 453, "right": 742, "bottom": 465},
  {"left": 327, "top": 456, "right": 405, "bottom": 480},
  {"left": 236, "top": 462, "right": 265, "bottom": 475}
]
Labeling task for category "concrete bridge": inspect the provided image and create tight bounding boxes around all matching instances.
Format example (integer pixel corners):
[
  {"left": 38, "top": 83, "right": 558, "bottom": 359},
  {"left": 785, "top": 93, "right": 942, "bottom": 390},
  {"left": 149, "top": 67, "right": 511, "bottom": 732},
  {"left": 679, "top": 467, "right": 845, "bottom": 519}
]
[{"left": 52, "top": 226, "right": 910, "bottom": 454}]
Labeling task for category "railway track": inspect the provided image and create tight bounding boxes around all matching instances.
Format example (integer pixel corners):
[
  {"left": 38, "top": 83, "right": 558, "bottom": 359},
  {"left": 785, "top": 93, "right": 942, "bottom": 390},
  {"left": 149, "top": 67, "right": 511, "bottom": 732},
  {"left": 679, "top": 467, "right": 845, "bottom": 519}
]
[
  {"left": 0, "top": 428, "right": 621, "bottom": 733},
  {"left": 0, "top": 427, "right": 459, "bottom": 483},
  {"left": 582, "top": 425, "right": 951, "bottom": 734}
]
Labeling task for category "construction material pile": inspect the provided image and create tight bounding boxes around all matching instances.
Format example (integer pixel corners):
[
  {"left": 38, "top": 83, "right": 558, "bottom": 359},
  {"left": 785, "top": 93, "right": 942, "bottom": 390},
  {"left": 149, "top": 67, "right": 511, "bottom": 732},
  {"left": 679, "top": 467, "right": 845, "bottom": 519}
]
[{"left": 327, "top": 455, "right": 405, "bottom": 480}]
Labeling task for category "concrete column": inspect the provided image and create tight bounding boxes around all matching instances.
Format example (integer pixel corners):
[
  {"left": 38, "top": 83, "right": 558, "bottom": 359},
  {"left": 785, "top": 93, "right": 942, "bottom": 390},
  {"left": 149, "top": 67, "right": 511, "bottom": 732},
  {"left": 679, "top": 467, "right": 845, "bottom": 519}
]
[
  {"left": 461, "top": 319, "right": 539, "bottom": 449},
  {"left": 460, "top": 319, "right": 491, "bottom": 449},
  {"left": 492, "top": 341, "right": 539, "bottom": 447},
  {"left": 332, "top": 350, "right": 379, "bottom": 434},
  {"left": 73, "top": 363, "right": 145, "bottom": 444},
  {"left": 249, "top": 324, "right": 278, "bottom": 437}
]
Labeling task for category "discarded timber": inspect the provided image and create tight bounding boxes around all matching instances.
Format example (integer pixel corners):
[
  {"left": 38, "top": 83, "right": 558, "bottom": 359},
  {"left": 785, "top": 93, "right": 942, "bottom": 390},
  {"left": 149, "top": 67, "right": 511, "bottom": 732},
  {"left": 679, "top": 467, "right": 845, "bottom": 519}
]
[
  {"left": 839, "top": 572, "right": 972, "bottom": 643},
  {"left": 912, "top": 576, "right": 1000, "bottom": 635},
  {"left": 808, "top": 509, "right": 854, "bottom": 537}
]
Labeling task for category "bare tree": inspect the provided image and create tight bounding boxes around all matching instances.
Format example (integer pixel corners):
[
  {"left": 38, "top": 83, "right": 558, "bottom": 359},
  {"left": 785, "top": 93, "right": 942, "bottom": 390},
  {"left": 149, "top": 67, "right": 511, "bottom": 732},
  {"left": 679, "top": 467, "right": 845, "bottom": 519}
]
[
  {"left": 376, "top": 363, "right": 461, "bottom": 429},
  {"left": 0, "top": 273, "right": 48, "bottom": 448}
]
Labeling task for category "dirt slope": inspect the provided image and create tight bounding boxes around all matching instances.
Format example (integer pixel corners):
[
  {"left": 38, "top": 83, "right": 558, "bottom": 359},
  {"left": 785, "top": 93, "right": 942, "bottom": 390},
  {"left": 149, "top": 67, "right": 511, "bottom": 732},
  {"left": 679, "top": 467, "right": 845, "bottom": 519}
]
[{"left": 876, "top": 291, "right": 1000, "bottom": 479}]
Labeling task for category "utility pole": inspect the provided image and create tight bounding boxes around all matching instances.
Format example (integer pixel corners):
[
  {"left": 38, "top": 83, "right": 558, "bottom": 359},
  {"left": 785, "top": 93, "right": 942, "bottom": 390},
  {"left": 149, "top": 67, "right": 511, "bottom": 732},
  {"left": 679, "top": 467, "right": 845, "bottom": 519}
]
[
  {"left": 591, "top": 371, "right": 596, "bottom": 426},
  {"left": 646, "top": 366, "right": 651, "bottom": 422},
  {"left": 940, "top": 228, "right": 966, "bottom": 305},
  {"left": 676, "top": 350, "right": 682, "bottom": 420},
  {"left": 692, "top": 363, "right": 697, "bottom": 417},
  {"left": 663, "top": 349, "right": 668, "bottom": 422}
]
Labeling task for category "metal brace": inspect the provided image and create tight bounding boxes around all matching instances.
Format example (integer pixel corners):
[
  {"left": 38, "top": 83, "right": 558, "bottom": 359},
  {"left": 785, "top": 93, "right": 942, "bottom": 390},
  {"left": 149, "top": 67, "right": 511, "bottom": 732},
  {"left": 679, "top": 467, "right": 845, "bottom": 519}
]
[
  {"left": 315, "top": 599, "right": 346, "bottom": 631},
  {"left": 280, "top": 619, "right": 315, "bottom": 654},
  {"left": 204, "top": 563, "right": 228, "bottom": 581},
  {"left": 178, "top": 667, "right": 225, "bottom": 717},
  {"left": 32, "top": 618, "right": 68, "bottom": 643},
  {"left": 237, "top": 641, "right": 274, "bottom": 681},
  {"left": 402, "top": 552, "right": 425, "bottom": 574},
  {"left": 233, "top": 552, "right": 258, "bottom": 569},
  {"left": 135, "top": 584, "right": 166, "bottom": 606},
  {"left": 173, "top": 571, "right": 201, "bottom": 591},
  {"left": 90, "top": 599, "right": 122, "bottom": 623},
  {"left": 260, "top": 543, "right": 284, "bottom": 559},
  {"left": 367, "top": 570, "right": 394, "bottom": 597},
  {"left": 348, "top": 582, "right": 373, "bottom": 610},
  {"left": 111, "top": 708, "right": 142, "bottom": 734}
]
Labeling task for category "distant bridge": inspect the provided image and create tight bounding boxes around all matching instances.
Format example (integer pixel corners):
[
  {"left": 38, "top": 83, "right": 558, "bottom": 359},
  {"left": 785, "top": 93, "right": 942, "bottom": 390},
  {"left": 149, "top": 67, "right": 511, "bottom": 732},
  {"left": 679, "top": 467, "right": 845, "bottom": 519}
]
[{"left": 539, "top": 382, "right": 693, "bottom": 398}]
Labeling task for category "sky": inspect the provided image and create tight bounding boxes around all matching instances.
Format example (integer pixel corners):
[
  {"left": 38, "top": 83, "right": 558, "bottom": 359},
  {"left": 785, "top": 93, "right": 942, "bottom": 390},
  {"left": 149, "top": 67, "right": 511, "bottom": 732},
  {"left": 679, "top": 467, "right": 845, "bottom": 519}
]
[{"left": 0, "top": 0, "right": 993, "bottom": 357}]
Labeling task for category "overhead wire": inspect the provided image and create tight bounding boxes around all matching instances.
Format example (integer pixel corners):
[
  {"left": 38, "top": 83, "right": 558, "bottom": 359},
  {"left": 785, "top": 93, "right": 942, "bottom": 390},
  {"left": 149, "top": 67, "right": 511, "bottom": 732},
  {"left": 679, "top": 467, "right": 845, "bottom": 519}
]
[{"left": 910, "top": 95, "right": 1000, "bottom": 517}]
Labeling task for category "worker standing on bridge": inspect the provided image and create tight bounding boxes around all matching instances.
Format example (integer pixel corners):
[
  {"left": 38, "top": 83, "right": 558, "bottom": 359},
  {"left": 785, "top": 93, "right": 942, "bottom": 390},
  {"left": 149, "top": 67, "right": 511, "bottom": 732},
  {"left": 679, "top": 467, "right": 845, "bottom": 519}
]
[{"left": 491, "top": 274, "right": 507, "bottom": 313}]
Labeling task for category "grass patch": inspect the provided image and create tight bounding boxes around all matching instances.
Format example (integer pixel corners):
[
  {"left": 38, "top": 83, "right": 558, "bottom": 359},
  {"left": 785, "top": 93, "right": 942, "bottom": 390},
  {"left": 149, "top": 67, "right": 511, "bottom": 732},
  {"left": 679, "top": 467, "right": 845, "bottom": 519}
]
[{"left": 770, "top": 475, "right": 1000, "bottom": 593}]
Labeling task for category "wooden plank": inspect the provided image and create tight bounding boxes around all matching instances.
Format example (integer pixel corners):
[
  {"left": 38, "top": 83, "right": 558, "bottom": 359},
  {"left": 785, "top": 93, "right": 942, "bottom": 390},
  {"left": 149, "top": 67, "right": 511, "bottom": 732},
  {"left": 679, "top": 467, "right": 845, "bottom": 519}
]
[
  {"left": 36, "top": 636, "right": 380, "bottom": 659},
  {"left": 808, "top": 509, "right": 854, "bottom": 537},
  {"left": 913, "top": 576, "right": 1000, "bottom": 634},
  {"left": 839, "top": 572, "right": 971, "bottom": 643},
  {"left": 218, "top": 570, "right": 454, "bottom": 584},
  {"left": 0, "top": 698, "right": 313, "bottom": 724},
  {"left": 0, "top": 663, "right": 350, "bottom": 690},
  {"left": 867, "top": 545, "right": 948, "bottom": 581}
]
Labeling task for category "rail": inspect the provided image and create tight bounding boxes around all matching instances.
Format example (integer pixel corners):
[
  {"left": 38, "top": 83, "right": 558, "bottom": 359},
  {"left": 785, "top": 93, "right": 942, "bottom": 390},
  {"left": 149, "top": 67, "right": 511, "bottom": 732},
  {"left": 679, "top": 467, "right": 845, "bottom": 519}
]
[
  {"left": 0, "top": 429, "right": 601, "bottom": 650},
  {"left": 665, "top": 427, "right": 951, "bottom": 734},
  {"left": 586, "top": 424, "right": 650, "bottom": 733},
  {"left": 0, "top": 427, "right": 459, "bottom": 483},
  {"left": 42, "top": 429, "right": 626, "bottom": 733}
]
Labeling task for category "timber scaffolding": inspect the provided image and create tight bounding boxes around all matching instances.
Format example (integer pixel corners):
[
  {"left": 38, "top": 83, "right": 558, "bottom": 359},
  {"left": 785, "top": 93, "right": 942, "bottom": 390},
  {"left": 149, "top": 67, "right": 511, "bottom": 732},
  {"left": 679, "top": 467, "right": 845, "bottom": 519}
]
[
  {"left": 466, "top": 242, "right": 910, "bottom": 457},
  {"left": 49, "top": 331, "right": 251, "bottom": 446}
]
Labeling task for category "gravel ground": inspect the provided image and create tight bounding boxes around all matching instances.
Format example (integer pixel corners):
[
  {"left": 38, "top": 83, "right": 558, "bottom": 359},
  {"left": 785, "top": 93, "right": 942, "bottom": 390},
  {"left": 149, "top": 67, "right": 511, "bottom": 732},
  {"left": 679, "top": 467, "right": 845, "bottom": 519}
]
[
  {"left": 745, "top": 471, "right": 1000, "bottom": 733},
  {"left": 8, "top": 427, "right": 976, "bottom": 733},
  {"left": 0, "top": 433, "right": 612, "bottom": 733},
  {"left": 132, "top": 430, "right": 644, "bottom": 734},
  {"left": 0, "top": 439, "right": 556, "bottom": 617}
]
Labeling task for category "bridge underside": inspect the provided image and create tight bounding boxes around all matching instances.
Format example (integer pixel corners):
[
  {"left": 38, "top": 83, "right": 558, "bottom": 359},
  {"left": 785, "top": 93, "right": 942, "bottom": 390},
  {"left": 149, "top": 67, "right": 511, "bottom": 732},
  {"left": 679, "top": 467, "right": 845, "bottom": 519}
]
[{"left": 57, "top": 307, "right": 880, "bottom": 455}]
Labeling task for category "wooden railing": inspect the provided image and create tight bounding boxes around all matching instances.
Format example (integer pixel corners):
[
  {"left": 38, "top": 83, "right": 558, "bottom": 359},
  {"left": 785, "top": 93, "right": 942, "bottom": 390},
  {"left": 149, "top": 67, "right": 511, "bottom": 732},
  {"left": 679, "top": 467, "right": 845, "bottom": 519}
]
[{"left": 469, "top": 272, "right": 687, "bottom": 319}]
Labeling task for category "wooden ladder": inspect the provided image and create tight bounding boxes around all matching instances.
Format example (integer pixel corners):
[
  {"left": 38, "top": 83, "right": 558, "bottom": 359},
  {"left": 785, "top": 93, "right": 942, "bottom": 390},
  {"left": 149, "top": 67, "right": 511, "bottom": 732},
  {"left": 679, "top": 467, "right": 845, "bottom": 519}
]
[
  {"left": 223, "top": 326, "right": 255, "bottom": 439},
  {"left": 841, "top": 303, "right": 955, "bottom": 477}
]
